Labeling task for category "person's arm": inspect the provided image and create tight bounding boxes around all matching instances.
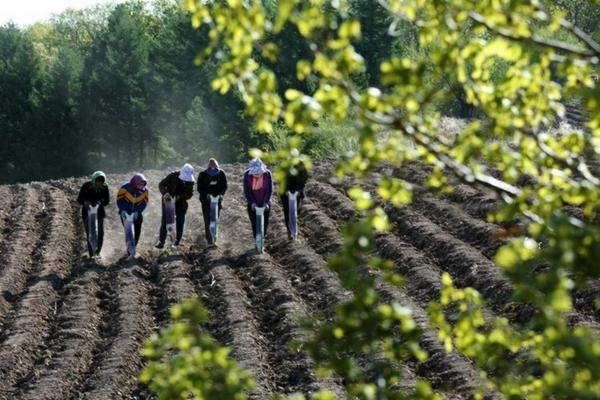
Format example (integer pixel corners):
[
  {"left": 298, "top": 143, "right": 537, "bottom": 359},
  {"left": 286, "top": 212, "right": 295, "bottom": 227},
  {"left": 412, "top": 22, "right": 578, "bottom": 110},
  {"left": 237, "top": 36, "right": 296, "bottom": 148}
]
[
  {"left": 220, "top": 171, "right": 228, "bottom": 196},
  {"left": 158, "top": 175, "right": 168, "bottom": 195},
  {"left": 243, "top": 173, "right": 254, "bottom": 204},
  {"left": 265, "top": 172, "right": 273, "bottom": 205},
  {"left": 197, "top": 172, "right": 207, "bottom": 199},
  {"left": 299, "top": 168, "right": 309, "bottom": 190},
  {"left": 182, "top": 182, "right": 194, "bottom": 201},
  {"left": 77, "top": 183, "right": 87, "bottom": 205},
  {"left": 196, "top": 172, "right": 204, "bottom": 195},
  {"left": 136, "top": 190, "right": 149, "bottom": 214},
  {"left": 101, "top": 186, "right": 110, "bottom": 206},
  {"left": 116, "top": 186, "right": 129, "bottom": 213}
]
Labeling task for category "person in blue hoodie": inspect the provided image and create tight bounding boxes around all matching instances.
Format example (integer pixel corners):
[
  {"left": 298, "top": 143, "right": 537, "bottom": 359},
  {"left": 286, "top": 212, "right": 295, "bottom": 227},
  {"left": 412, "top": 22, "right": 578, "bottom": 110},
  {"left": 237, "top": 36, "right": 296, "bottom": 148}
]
[{"left": 116, "top": 173, "right": 149, "bottom": 247}]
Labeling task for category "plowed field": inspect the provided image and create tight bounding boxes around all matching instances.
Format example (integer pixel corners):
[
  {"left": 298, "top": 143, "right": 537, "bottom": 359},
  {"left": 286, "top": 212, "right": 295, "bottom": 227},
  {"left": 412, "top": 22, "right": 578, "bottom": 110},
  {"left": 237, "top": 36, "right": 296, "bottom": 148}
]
[{"left": 0, "top": 160, "right": 597, "bottom": 400}]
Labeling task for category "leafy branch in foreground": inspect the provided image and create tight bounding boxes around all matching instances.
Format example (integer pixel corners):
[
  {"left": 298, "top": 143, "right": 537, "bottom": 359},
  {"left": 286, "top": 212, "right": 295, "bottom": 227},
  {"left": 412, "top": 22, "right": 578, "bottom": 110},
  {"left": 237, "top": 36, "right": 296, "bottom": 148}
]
[
  {"left": 140, "top": 298, "right": 254, "bottom": 400},
  {"left": 143, "top": 0, "right": 599, "bottom": 398}
]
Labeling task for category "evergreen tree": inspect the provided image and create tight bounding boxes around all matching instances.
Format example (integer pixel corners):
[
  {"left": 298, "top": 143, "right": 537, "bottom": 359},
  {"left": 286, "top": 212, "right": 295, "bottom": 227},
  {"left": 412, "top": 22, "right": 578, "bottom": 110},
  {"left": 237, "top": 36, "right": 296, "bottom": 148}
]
[{"left": 0, "top": 24, "right": 41, "bottom": 182}]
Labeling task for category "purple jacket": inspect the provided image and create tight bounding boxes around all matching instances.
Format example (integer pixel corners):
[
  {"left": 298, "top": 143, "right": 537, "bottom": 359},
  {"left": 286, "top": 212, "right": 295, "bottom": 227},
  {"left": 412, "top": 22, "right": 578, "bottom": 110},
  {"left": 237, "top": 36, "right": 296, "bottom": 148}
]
[{"left": 243, "top": 170, "right": 273, "bottom": 207}]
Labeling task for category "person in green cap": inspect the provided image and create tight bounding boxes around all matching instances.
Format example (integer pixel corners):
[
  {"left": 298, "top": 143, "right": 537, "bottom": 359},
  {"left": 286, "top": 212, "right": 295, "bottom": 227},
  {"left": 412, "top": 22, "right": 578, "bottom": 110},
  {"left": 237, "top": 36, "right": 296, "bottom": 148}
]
[{"left": 77, "top": 171, "right": 110, "bottom": 257}]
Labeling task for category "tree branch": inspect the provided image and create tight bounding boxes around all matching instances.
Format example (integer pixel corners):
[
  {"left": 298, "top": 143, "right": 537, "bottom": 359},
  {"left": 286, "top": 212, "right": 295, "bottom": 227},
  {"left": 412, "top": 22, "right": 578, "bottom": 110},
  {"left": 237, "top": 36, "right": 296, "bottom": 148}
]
[
  {"left": 468, "top": 11, "right": 596, "bottom": 58},
  {"left": 529, "top": 130, "right": 600, "bottom": 187},
  {"left": 559, "top": 18, "right": 600, "bottom": 58}
]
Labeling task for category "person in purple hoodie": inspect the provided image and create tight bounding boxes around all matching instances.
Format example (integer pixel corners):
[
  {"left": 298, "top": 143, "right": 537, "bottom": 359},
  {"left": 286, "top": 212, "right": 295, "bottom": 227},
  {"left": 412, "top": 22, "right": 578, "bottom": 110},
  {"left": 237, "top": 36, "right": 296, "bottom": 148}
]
[
  {"left": 243, "top": 158, "right": 273, "bottom": 240},
  {"left": 116, "top": 173, "right": 149, "bottom": 247}
]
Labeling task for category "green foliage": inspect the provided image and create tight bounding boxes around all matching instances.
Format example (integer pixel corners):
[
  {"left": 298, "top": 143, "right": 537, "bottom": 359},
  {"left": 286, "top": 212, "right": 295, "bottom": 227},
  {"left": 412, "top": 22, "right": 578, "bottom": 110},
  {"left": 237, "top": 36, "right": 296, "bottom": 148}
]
[
  {"left": 140, "top": 298, "right": 255, "bottom": 400},
  {"left": 263, "top": 117, "right": 359, "bottom": 158},
  {"left": 172, "top": 0, "right": 600, "bottom": 398},
  {"left": 302, "top": 220, "right": 440, "bottom": 400},
  {"left": 429, "top": 272, "right": 600, "bottom": 399}
]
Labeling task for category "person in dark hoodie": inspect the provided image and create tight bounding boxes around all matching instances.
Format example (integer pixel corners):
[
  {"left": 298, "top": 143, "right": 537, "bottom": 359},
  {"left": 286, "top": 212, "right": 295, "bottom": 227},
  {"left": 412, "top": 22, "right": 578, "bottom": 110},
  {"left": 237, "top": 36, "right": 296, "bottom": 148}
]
[
  {"left": 155, "top": 163, "right": 195, "bottom": 248},
  {"left": 197, "top": 158, "right": 228, "bottom": 246},
  {"left": 116, "top": 173, "right": 149, "bottom": 250},
  {"left": 280, "top": 161, "right": 309, "bottom": 239},
  {"left": 77, "top": 171, "right": 110, "bottom": 257},
  {"left": 243, "top": 158, "right": 273, "bottom": 240}
]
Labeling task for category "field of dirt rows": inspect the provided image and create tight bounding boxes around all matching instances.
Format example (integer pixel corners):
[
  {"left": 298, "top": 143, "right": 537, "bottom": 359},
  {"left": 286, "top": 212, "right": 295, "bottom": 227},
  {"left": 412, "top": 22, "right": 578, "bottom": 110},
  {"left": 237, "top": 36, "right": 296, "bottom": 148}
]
[{"left": 0, "top": 160, "right": 597, "bottom": 400}]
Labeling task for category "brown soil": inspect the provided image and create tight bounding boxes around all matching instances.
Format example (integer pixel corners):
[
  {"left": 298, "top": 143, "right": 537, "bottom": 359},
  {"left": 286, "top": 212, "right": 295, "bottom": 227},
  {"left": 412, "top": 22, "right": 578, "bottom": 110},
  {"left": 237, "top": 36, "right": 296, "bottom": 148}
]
[{"left": 0, "top": 159, "right": 595, "bottom": 400}]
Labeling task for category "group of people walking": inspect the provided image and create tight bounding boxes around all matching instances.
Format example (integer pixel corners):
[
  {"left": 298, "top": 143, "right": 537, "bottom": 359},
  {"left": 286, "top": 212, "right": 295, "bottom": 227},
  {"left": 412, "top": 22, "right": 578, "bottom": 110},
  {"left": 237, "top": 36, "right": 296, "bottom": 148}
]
[{"left": 76, "top": 158, "right": 307, "bottom": 257}]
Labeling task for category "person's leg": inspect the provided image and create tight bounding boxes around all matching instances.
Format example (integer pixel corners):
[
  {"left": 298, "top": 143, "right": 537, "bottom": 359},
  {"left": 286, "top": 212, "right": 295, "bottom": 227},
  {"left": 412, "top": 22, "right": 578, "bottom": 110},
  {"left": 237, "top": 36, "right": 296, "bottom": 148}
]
[
  {"left": 201, "top": 200, "right": 212, "bottom": 243},
  {"left": 97, "top": 215, "right": 104, "bottom": 254},
  {"left": 247, "top": 205, "right": 257, "bottom": 237},
  {"left": 263, "top": 206, "right": 270, "bottom": 237},
  {"left": 82, "top": 212, "right": 93, "bottom": 257},
  {"left": 134, "top": 215, "right": 143, "bottom": 246},
  {"left": 280, "top": 194, "right": 290, "bottom": 236},
  {"left": 175, "top": 209, "right": 186, "bottom": 244},
  {"left": 158, "top": 202, "right": 167, "bottom": 244}
]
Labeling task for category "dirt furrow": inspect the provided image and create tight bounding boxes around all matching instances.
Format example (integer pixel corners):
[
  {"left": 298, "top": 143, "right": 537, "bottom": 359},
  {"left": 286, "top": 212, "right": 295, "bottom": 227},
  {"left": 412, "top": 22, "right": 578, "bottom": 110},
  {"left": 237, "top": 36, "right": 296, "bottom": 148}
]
[
  {"left": 293, "top": 194, "right": 482, "bottom": 397},
  {"left": 309, "top": 178, "right": 600, "bottom": 331},
  {"left": 305, "top": 182, "right": 444, "bottom": 303},
  {"left": 0, "top": 186, "right": 77, "bottom": 398},
  {"left": 573, "top": 281, "right": 600, "bottom": 322},
  {"left": 235, "top": 251, "right": 347, "bottom": 398},
  {"left": 17, "top": 264, "right": 104, "bottom": 400},
  {"left": 196, "top": 250, "right": 274, "bottom": 399},
  {"left": 267, "top": 201, "right": 352, "bottom": 316},
  {"left": 386, "top": 205, "right": 512, "bottom": 306},
  {"left": 153, "top": 255, "right": 198, "bottom": 323},
  {"left": 407, "top": 188, "right": 502, "bottom": 257},
  {"left": 0, "top": 186, "right": 15, "bottom": 251},
  {"left": 210, "top": 179, "right": 346, "bottom": 397},
  {"left": 390, "top": 163, "right": 499, "bottom": 220},
  {"left": 267, "top": 195, "right": 421, "bottom": 393},
  {"left": 11, "top": 186, "right": 100, "bottom": 399},
  {"left": 372, "top": 274, "right": 491, "bottom": 398},
  {"left": 311, "top": 171, "right": 503, "bottom": 259},
  {"left": 78, "top": 263, "right": 154, "bottom": 400},
  {"left": 0, "top": 185, "right": 46, "bottom": 326}
]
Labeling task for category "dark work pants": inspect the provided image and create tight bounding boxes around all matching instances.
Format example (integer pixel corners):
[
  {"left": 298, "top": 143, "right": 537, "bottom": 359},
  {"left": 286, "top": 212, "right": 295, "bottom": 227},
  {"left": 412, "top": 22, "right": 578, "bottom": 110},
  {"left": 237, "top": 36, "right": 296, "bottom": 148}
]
[
  {"left": 200, "top": 199, "right": 222, "bottom": 244},
  {"left": 247, "top": 204, "right": 270, "bottom": 238},
  {"left": 120, "top": 214, "right": 144, "bottom": 246},
  {"left": 82, "top": 213, "right": 104, "bottom": 257},
  {"left": 159, "top": 202, "right": 186, "bottom": 244},
  {"left": 280, "top": 194, "right": 303, "bottom": 236}
]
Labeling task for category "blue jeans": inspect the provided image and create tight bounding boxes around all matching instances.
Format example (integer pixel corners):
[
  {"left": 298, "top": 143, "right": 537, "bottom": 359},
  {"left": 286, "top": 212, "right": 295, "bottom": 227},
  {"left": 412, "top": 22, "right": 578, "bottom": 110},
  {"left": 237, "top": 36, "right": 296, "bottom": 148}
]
[{"left": 159, "top": 202, "right": 186, "bottom": 244}]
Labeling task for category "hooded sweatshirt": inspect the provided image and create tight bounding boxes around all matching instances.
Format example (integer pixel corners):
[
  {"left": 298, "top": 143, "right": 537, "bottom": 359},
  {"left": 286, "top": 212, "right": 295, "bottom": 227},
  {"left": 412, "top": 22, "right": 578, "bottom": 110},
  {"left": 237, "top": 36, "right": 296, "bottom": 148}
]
[
  {"left": 159, "top": 171, "right": 194, "bottom": 212},
  {"left": 243, "top": 169, "right": 273, "bottom": 207},
  {"left": 197, "top": 168, "right": 228, "bottom": 198},
  {"left": 117, "top": 173, "right": 149, "bottom": 215},
  {"left": 77, "top": 171, "right": 110, "bottom": 217}
]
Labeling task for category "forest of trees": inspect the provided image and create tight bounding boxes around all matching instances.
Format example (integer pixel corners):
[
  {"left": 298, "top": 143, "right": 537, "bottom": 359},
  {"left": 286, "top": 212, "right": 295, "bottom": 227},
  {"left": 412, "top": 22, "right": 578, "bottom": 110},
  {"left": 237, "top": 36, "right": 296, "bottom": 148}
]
[
  {"left": 1, "top": 0, "right": 598, "bottom": 184},
  {"left": 1, "top": 0, "right": 252, "bottom": 184}
]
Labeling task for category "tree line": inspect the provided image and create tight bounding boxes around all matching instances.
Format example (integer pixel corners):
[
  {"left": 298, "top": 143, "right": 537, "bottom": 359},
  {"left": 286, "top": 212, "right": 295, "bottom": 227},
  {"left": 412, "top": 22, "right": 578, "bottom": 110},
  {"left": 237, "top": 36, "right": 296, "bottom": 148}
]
[
  {"left": 1, "top": 0, "right": 598, "bottom": 185},
  {"left": 1, "top": 0, "right": 252, "bottom": 184}
]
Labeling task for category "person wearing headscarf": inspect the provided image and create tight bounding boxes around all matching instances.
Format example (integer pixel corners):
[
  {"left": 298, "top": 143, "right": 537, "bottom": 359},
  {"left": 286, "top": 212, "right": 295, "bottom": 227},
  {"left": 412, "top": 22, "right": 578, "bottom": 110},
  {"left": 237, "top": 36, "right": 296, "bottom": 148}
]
[
  {"left": 280, "top": 161, "right": 309, "bottom": 239},
  {"left": 77, "top": 171, "right": 110, "bottom": 257},
  {"left": 196, "top": 158, "right": 228, "bottom": 245},
  {"left": 155, "top": 163, "right": 195, "bottom": 248},
  {"left": 116, "top": 173, "right": 149, "bottom": 248},
  {"left": 243, "top": 158, "right": 273, "bottom": 240}
]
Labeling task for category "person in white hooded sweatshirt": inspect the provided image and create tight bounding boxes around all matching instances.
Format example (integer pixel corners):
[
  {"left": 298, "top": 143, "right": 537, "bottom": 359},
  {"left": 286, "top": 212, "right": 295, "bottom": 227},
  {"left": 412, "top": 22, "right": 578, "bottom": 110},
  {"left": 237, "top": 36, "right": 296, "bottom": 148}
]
[{"left": 155, "top": 163, "right": 195, "bottom": 248}]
